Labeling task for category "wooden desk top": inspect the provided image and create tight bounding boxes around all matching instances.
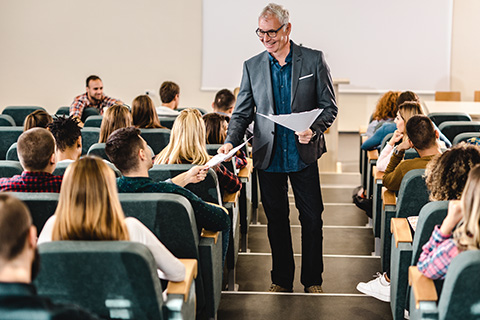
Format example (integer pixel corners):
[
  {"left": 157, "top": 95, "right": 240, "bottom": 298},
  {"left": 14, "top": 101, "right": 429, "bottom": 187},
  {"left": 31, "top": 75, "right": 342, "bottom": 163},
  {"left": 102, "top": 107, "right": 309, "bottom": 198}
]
[{"left": 423, "top": 100, "right": 480, "bottom": 117}]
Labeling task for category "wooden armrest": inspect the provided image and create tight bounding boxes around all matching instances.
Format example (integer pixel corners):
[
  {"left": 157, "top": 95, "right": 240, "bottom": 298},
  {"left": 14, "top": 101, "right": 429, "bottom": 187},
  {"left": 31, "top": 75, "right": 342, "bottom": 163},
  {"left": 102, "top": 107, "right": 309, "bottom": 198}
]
[
  {"left": 382, "top": 187, "right": 396, "bottom": 208},
  {"left": 367, "top": 149, "right": 379, "bottom": 161},
  {"left": 375, "top": 170, "right": 384, "bottom": 181},
  {"left": 201, "top": 229, "right": 219, "bottom": 244},
  {"left": 238, "top": 158, "right": 253, "bottom": 181},
  {"left": 167, "top": 259, "right": 198, "bottom": 301},
  {"left": 391, "top": 218, "right": 413, "bottom": 247},
  {"left": 223, "top": 191, "right": 240, "bottom": 207},
  {"left": 409, "top": 266, "right": 438, "bottom": 309}
]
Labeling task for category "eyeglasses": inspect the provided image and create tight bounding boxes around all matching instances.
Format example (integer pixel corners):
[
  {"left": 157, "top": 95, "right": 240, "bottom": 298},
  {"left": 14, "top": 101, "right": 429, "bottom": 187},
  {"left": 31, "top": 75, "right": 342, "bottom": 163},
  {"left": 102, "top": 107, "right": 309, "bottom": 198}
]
[{"left": 255, "top": 24, "right": 285, "bottom": 38}]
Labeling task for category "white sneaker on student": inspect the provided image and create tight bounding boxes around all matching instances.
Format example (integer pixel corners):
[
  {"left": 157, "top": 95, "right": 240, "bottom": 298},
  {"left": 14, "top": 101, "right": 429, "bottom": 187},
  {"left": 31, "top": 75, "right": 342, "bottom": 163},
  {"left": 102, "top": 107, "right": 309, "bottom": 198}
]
[{"left": 356, "top": 272, "right": 390, "bottom": 302}]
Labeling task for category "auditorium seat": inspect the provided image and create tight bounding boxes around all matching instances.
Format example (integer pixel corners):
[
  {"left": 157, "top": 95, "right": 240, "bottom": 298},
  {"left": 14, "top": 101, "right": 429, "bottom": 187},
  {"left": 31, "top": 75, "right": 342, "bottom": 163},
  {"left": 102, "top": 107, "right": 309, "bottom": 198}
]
[
  {"left": 6, "top": 142, "right": 18, "bottom": 161},
  {"left": 437, "top": 121, "right": 480, "bottom": 143},
  {"left": 83, "top": 115, "right": 103, "bottom": 127},
  {"left": 0, "top": 127, "right": 24, "bottom": 160},
  {"left": 88, "top": 142, "right": 154, "bottom": 163},
  {"left": 434, "top": 91, "right": 461, "bottom": 102},
  {"left": 55, "top": 106, "right": 70, "bottom": 116},
  {"left": 0, "top": 160, "right": 23, "bottom": 178},
  {"left": 119, "top": 193, "right": 221, "bottom": 319},
  {"left": 427, "top": 112, "right": 471, "bottom": 127},
  {"left": 2, "top": 106, "right": 45, "bottom": 126},
  {"left": 409, "top": 250, "right": 480, "bottom": 320},
  {"left": 390, "top": 201, "right": 449, "bottom": 320},
  {"left": 0, "top": 114, "right": 16, "bottom": 126},
  {"left": 53, "top": 160, "right": 121, "bottom": 177},
  {"left": 158, "top": 116, "right": 177, "bottom": 129},
  {"left": 140, "top": 128, "right": 171, "bottom": 155},
  {"left": 452, "top": 132, "right": 480, "bottom": 145},
  {"left": 35, "top": 241, "right": 196, "bottom": 320},
  {"left": 81, "top": 127, "right": 100, "bottom": 155}
]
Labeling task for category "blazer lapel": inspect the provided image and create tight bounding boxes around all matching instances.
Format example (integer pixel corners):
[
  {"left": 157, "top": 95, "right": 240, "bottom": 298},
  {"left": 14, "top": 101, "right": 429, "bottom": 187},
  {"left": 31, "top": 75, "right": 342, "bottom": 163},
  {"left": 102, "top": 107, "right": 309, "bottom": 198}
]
[
  {"left": 261, "top": 52, "right": 275, "bottom": 114},
  {"left": 291, "top": 42, "right": 303, "bottom": 109}
]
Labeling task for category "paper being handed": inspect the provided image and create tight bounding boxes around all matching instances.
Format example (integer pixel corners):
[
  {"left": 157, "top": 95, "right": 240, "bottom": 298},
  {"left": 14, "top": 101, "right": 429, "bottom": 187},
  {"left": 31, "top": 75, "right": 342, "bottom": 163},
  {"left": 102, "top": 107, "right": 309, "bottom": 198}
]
[
  {"left": 205, "top": 137, "right": 253, "bottom": 168},
  {"left": 257, "top": 109, "right": 323, "bottom": 132}
]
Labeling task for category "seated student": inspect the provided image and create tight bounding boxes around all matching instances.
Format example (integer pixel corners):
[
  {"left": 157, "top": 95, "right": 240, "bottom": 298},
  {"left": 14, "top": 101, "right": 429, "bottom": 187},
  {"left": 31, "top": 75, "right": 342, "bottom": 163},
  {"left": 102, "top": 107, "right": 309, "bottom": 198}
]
[
  {"left": 156, "top": 81, "right": 180, "bottom": 116},
  {"left": 105, "top": 127, "right": 231, "bottom": 261},
  {"left": 47, "top": 116, "right": 82, "bottom": 164},
  {"left": 154, "top": 109, "right": 242, "bottom": 194},
  {"left": 131, "top": 95, "right": 166, "bottom": 129},
  {"left": 23, "top": 109, "right": 53, "bottom": 131},
  {"left": 38, "top": 156, "right": 185, "bottom": 282},
  {"left": 382, "top": 115, "right": 442, "bottom": 192},
  {"left": 70, "top": 75, "right": 123, "bottom": 124},
  {"left": 0, "top": 128, "right": 62, "bottom": 192},
  {"left": 417, "top": 164, "right": 480, "bottom": 280},
  {"left": 365, "top": 91, "right": 400, "bottom": 138},
  {"left": 98, "top": 104, "right": 132, "bottom": 143},
  {"left": 211, "top": 89, "right": 236, "bottom": 117},
  {"left": 0, "top": 194, "right": 100, "bottom": 319},
  {"left": 203, "top": 113, "right": 247, "bottom": 170}
]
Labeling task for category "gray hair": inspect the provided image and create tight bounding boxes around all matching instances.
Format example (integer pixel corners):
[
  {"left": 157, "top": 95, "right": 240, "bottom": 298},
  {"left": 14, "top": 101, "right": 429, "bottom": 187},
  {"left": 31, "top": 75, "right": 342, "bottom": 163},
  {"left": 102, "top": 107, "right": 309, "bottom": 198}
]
[{"left": 259, "top": 3, "right": 290, "bottom": 26}]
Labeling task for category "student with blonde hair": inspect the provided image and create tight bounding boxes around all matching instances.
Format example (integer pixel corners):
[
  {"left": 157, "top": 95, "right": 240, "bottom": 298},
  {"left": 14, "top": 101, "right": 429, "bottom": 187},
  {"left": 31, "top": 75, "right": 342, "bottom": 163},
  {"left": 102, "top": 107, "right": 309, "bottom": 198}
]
[
  {"left": 131, "top": 95, "right": 165, "bottom": 129},
  {"left": 98, "top": 104, "right": 132, "bottom": 143},
  {"left": 418, "top": 164, "right": 480, "bottom": 279},
  {"left": 155, "top": 108, "right": 241, "bottom": 194},
  {"left": 38, "top": 156, "right": 185, "bottom": 282}
]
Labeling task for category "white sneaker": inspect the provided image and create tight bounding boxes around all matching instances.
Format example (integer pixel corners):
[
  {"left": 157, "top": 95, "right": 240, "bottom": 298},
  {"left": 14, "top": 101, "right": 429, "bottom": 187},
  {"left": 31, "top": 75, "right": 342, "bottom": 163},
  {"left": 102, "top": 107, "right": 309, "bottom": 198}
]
[{"left": 356, "top": 272, "right": 390, "bottom": 302}]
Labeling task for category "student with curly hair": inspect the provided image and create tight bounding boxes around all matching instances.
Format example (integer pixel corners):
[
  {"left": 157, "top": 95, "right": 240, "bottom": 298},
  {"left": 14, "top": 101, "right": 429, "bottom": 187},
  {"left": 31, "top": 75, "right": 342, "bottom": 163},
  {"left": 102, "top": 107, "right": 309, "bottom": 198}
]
[
  {"left": 365, "top": 91, "right": 400, "bottom": 138},
  {"left": 47, "top": 116, "right": 82, "bottom": 162}
]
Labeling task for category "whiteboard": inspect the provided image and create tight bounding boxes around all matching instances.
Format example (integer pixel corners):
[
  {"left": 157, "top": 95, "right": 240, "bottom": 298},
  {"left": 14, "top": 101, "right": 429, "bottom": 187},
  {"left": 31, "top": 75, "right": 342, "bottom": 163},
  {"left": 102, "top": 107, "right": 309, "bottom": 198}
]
[{"left": 202, "top": 0, "right": 452, "bottom": 93}]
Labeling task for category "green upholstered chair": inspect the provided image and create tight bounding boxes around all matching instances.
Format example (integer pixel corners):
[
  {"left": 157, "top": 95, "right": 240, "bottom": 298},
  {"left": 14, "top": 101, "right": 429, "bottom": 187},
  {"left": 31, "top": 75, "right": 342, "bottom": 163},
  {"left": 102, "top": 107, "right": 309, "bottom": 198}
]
[
  {"left": 409, "top": 250, "right": 480, "bottom": 320},
  {"left": 452, "top": 132, "right": 480, "bottom": 145},
  {"left": 35, "top": 241, "right": 195, "bottom": 320},
  {"left": 390, "top": 201, "right": 449, "bottom": 320},
  {"left": 140, "top": 128, "right": 171, "bottom": 155},
  {"left": 158, "top": 116, "right": 177, "bottom": 129},
  {"left": 438, "top": 121, "right": 480, "bottom": 143},
  {"left": 80, "top": 127, "right": 100, "bottom": 155},
  {"left": 83, "top": 115, "right": 103, "bottom": 127},
  {"left": 149, "top": 164, "right": 222, "bottom": 205},
  {"left": 0, "top": 127, "right": 24, "bottom": 160},
  {"left": 0, "top": 160, "right": 23, "bottom": 178},
  {"left": 6, "top": 142, "right": 18, "bottom": 161},
  {"left": 52, "top": 160, "right": 121, "bottom": 177},
  {"left": 6, "top": 192, "right": 59, "bottom": 234},
  {"left": 381, "top": 169, "right": 430, "bottom": 273},
  {"left": 0, "top": 114, "right": 16, "bottom": 126},
  {"left": 55, "top": 106, "right": 70, "bottom": 116},
  {"left": 2, "top": 106, "right": 45, "bottom": 126},
  {"left": 119, "top": 193, "right": 221, "bottom": 319},
  {"left": 428, "top": 112, "right": 471, "bottom": 127},
  {"left": 88, "top": 143, "right": 154, "bottom": 164},
  {"left": 80, "top": 107, "right": 100, "bottom": 123}
]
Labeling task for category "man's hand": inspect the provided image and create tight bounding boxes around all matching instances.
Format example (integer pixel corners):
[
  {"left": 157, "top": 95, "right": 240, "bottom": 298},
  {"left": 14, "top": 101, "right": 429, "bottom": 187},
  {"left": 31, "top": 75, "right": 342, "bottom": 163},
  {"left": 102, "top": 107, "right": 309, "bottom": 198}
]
[
  {"left": 295, "top": 129, "right": 315, "bottom": 144},
  {"left": 218, "top": 143, "right": 233, "bottom": 154},
  {"left": 184, "top": 165, "right": 208, "bottom": 185}
]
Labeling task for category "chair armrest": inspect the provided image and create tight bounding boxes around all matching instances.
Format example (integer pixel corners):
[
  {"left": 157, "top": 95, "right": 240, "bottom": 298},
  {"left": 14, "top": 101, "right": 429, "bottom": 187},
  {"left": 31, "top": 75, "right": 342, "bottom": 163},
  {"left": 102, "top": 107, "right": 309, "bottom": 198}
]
[
  {"left": 409, "top": 266, "right": 438, "bottom": 309},
  {"left": 375, "top": 170, "right": 384, "bottom": 181},
  {"left": 238, "top": 158, "right": 253, "bottom": 182},
  {"left": 201, "top": 229, "right": 219, "bottom": 244},
  {"left": 391, "top": 218, "right": 413, "bottom": 248},
  {"left": 223, "top": 191, "right": 240, "bottom": 209},
  {"left": 368, "top": 149, "right": 379, "bottom": 161},
  {"left": 167, "top": 259, "right": 198, "bottom": 302},
  {"left": 382, "top": 187, "right": 396, "bottom": 208}
]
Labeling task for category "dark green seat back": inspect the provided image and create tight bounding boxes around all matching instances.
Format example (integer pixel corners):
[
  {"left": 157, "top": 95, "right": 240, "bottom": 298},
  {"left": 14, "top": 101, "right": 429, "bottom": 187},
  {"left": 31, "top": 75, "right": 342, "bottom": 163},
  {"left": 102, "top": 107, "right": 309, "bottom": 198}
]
[
  {"left": 148, "top": 164, "right": 221, "bottom": 204},
  {"left": 81, "top": 127, "right": 100, "bottom": 155},
  {"left": 438, "top": 121, "right": 480, "bottom": 143},
  {"left": 87, "top": 143, "right": 108, "bottom": 160},
  {"left": 55, "top": 106, "right": 70, "bottom": 116},
  {"left": 140, "top": 128, "right": 171, "bottom": 155},
  {"left": 80, "top": 107, "right": 100, "bottom": 123},
  {"left": 396, "top": 169, "right": 430, "bottom": 219},
  {"left": 0, "top": 127, "right": 24, "bottom": 160},
  {"left": 428, "top": 112, "right": 471, "bottom": 127},
  {"left": 2, "top": 106, "right": 45, "bottom": 126},
  {"left": 0, "top": 114, "right": 16, "bottom": 126},
  {"left": 6, "top": 142, "right": 18, "bottom": 161},
  {"left": 158, "top": 116, "right": 177, "bottom": 129},
  {"left": 0, "top": 160, "right": 23, "bottom": 178},
  {"left": 83, "top": 115, "right": 103, "bottom": 127},
  {"left": 35, "top": 241, "right": 166, "bottom": 320},
  {"left": 452, "top": 132, "right": 480, "bottom": 145}
]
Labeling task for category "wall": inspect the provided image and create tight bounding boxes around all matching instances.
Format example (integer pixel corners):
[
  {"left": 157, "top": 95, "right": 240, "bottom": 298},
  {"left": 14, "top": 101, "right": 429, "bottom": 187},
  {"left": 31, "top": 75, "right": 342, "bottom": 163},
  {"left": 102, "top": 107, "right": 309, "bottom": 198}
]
[{"left": 0, "top": 0, "right": 479, "bottom": 132}]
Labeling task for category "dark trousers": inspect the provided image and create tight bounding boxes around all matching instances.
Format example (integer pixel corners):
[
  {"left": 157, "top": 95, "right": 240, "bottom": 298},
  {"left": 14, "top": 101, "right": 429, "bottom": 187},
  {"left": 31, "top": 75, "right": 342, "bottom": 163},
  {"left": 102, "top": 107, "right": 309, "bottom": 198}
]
[{"left": 258, "top": 162, "right": 324, "bottom": 290}]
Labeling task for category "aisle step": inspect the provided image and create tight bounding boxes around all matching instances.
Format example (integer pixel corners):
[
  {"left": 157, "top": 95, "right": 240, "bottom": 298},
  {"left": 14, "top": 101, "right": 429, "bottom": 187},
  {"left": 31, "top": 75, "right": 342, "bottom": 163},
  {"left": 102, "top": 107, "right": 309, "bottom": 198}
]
[
  {"left": 233, "top": 255, "right": 380, "bottom": 293},
  {"left": 218, "top": 293, "right": 392, "bottom": 320},
  {"left": 320, "top": 172, "right": 361, "bottom": 186},
  {"left": 246, "top": 226, "right": 374, "bottom": 255}
]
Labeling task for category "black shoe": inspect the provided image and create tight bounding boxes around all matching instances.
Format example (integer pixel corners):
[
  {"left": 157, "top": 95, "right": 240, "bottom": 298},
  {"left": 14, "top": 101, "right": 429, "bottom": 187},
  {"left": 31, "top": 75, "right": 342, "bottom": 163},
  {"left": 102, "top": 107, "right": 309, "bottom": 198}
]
[{"left": 353, "top": 195, "right": 373, "bottom": 218}]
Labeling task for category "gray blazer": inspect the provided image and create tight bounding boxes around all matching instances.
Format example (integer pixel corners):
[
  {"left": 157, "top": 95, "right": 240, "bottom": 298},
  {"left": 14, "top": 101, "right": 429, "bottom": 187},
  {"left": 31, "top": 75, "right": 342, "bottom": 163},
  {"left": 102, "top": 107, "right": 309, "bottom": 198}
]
[{"left": 226, "top": 41, "right": 338, "bottom": 170}]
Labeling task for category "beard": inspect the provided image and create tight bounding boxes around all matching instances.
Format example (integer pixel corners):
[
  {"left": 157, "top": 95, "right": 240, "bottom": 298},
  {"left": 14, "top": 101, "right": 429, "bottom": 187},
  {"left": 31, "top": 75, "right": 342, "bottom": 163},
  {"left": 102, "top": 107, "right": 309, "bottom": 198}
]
[{"left": 31, "top": 248, "right": 41, "bottom": 281}]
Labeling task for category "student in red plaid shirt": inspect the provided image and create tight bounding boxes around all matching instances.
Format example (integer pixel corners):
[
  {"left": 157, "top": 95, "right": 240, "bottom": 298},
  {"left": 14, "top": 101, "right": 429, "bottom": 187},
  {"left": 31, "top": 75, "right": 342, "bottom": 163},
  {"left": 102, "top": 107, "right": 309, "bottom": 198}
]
[
  {"left": 0, "top": 128, "right": 62, "bottom": 192},
  {"left": 418, "top": 164, "right": 480, "bottom": 279},
  {"left": 69, "top": 75, "right": 122, "bottom": 124}
]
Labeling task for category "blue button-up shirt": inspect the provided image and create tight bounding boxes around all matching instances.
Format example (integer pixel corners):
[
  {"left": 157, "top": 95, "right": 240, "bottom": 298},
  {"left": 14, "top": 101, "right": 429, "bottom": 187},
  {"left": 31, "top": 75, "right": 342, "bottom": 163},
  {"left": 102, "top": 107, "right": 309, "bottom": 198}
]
[{"left": 265, "top": 49, "right": 307, "bottom": 173}]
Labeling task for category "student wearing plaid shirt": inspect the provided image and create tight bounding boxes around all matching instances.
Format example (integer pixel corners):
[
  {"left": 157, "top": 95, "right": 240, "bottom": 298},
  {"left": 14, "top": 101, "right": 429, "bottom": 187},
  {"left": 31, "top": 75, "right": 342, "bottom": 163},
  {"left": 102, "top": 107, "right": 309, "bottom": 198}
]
[
  {"left": 0, "top": 128, "right": 62, "bottom": 192},
  {"left": 69, "top": 75, "right": 122, "bottom": 123},
  {"left": 418, "top": 165, "right": 480, "bottom": 280}
]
